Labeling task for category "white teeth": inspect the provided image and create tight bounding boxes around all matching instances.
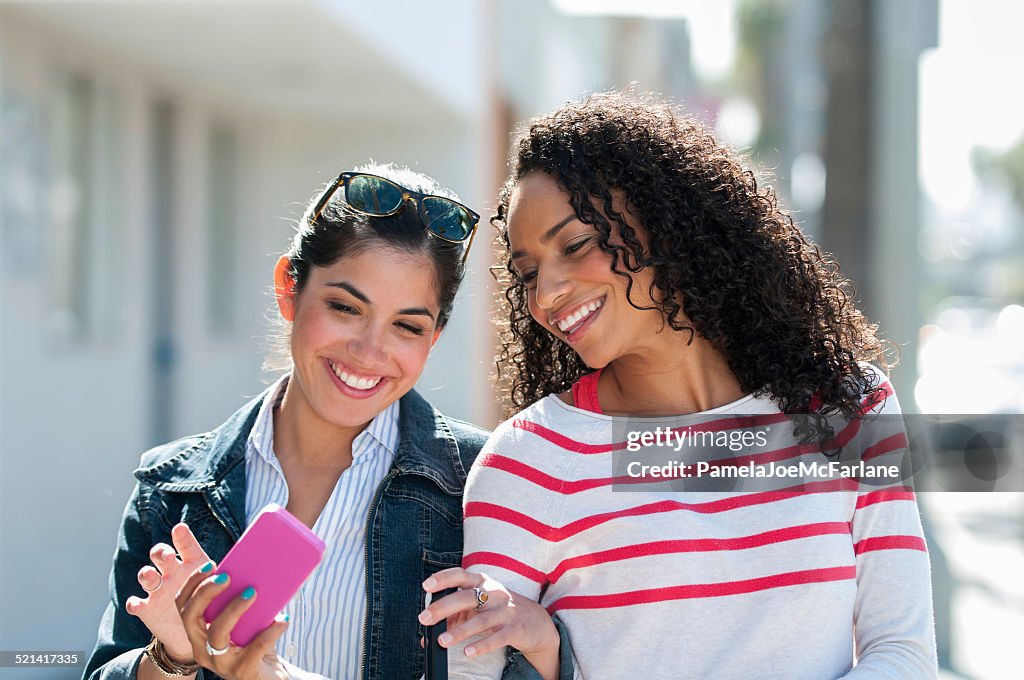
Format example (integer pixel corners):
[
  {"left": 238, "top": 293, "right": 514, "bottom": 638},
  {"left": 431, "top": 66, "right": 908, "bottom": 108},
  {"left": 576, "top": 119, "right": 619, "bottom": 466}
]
[
  {"left": 329, "top": 361, "right": 382, "bottom": 390},
  {"left": 556, "top": 299, "right": 603, "bottom": 332}
]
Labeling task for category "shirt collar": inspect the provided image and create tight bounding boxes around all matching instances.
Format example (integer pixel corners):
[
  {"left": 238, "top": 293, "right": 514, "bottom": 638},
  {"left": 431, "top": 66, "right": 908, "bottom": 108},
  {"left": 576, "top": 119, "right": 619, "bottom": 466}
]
[
  {"left": 246, "top": 373, "right": 400, "bottom": 464},
  {"left": 246, "top": 373, "right": 289, "bottom": 468},
  {"left": 354, "top": 398, "right": 400, "bottom": 458}
]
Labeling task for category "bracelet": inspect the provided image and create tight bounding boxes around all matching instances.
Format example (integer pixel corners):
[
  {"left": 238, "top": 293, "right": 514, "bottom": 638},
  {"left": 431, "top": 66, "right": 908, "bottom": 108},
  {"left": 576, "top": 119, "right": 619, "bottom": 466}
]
[{"left": 144, "top": 637, "right": 200, "bottom": 677}]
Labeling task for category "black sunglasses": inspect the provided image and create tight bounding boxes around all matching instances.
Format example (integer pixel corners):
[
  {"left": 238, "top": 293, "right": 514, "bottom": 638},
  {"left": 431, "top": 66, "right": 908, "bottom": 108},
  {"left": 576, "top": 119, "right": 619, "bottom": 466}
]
[{"left": 308, "top": 171, "right": 479, "bottom": 263}]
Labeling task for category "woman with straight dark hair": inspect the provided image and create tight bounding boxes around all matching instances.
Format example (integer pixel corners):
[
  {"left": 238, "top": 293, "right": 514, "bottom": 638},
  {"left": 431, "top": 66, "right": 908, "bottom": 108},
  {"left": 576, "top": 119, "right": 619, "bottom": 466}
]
[{"left": 84, "top": 163, "right": 494, "bottom": 680}]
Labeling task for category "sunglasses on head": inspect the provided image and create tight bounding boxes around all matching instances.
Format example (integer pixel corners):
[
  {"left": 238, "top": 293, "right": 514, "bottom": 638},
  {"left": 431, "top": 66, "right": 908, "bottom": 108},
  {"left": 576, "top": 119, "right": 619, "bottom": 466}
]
[{"left": 308, "top": 171, "right": 479, "bottom": 264}]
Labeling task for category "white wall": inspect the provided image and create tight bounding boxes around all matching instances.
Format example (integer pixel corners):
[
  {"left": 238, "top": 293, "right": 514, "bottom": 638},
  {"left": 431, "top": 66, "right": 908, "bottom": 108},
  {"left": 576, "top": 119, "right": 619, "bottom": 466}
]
[{"left": 1, "top": 13, "right": 156, "bottom": 663}]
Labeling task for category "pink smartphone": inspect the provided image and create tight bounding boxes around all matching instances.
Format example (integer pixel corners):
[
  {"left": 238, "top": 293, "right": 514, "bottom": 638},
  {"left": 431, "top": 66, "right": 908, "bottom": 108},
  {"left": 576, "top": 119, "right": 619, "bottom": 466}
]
[{"left": 203, "top": 503, "right": 325, "bottom": 646}]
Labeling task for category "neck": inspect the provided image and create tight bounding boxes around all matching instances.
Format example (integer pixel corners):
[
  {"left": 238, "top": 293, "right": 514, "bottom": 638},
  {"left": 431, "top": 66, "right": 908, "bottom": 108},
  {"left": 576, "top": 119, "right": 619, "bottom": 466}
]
[
  {"left": 599, "top": 332, "right": 746, "bottom": 415},
  {"left": 272, "top": 382, "right": 367, "bottom": 471}
]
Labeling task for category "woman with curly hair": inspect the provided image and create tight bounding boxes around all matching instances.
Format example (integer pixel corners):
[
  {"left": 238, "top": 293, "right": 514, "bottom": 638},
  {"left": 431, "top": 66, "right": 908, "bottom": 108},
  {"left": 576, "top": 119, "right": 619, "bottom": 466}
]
[{"left": 421, "top": 91, "right": 937, "bottom": 679}]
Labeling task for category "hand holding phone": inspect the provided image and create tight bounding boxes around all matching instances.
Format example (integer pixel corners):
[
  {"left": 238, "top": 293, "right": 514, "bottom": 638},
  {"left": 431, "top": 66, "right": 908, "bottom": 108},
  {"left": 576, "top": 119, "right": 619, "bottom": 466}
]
[{"left": 203, "top": 504, "right": 325, "bottom": 646}]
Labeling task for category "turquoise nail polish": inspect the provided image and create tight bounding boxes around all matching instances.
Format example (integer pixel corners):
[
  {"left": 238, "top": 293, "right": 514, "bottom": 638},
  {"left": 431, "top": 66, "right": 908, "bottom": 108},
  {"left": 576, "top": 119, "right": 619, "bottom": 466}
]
[
  {"left": 213, "top": 572, "right": 229, "bottom": 585},
  {"left": 241, "top": 586, "right": 256, "bottom": 600},
  {"left": 200, "top": 561, "right": 214, "bottom": 573},
  {"left": 282, "top": 614, "right": 290, "bottom": 623}
]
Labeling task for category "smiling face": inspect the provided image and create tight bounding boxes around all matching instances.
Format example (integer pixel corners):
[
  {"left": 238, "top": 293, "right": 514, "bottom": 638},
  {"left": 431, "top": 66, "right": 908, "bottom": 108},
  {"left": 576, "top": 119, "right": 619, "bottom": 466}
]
[
  {"left": 275, "top": 245, "right": 442, "bottom": 433},
  {"left": 506, "top": 171, "right": 664, "bottom": 369}
]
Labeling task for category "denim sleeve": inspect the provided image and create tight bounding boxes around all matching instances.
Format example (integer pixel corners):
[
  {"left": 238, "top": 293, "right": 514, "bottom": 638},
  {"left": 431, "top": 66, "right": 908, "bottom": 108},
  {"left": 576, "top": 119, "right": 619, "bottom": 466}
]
[
  {"left": 82, "top": 485, "right": 159, "bottom": 680},
  {"left": 500, "top": 616, "right": 574, "bottom": 680}
]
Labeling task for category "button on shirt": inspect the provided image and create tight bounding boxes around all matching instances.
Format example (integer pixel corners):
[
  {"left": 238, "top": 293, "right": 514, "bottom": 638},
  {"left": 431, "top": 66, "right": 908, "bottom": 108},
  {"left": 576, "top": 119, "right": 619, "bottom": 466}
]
[{"left": 244, "top": 374, "right": 399, "bottom": 679}]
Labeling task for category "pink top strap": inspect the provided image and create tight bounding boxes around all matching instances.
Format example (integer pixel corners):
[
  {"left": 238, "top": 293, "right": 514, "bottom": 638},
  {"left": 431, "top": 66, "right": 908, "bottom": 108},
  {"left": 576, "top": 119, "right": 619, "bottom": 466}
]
[{"left": 570, "top": 369, "right": 604, "bottom": 414}]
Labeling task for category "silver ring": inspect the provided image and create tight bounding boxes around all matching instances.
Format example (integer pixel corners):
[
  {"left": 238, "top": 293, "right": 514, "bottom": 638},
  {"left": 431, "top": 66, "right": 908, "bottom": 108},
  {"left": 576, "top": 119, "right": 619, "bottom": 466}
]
[
  {"left": 205, "top": 640, "right": 232, "bottom": 657},
  {"left": 141, "top": 572, "right": 163, "bottom": 593},
  {"left": 473, "top": 587, "right": 489, "bottom": 611}
]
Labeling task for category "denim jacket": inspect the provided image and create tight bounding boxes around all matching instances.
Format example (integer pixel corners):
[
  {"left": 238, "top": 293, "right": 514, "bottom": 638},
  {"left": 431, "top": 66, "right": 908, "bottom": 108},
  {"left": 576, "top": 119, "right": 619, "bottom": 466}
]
[{"left": 83, "top": 386, "right": 573, "bottom": 680}]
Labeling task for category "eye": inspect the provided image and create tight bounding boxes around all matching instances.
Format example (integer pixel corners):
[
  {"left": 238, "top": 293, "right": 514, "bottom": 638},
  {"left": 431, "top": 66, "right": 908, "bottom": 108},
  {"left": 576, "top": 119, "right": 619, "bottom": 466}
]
[
  {"left": 396, "top": 322, "right": 426, "bottom": 336},
  {"left": 564, "top": 237, "right": 591, "bottom": 255},
  {"left": 328, "top": 301, "right": 357, "bottom": 314},
  {"left": 518, "top": 269, "right": 538, "bottom": 288}
]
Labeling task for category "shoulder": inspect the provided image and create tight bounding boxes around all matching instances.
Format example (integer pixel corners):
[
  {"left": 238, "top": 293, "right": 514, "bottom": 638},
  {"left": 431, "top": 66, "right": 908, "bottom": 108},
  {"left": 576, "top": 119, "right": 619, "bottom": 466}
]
[
  {"left": 443, "top": 415, "right": 491, "bottom": 451},
  {"left": 464, "top": 397, "right": 591, "bottom": 515},
  {"left": 134, "top": 390, "right": 266, "bottom": 482},
  {"left": 480, "top": 395, "right": 600, "bottom": 469},
  {"left": 136, "top": 432, "right": 215, "bottom": 472},
  {"left": 397, "top": 389, "right": 493, "bottom": 476},
  {"left": 442, "top": 414, "right": 492, "bottom": 471},
  {"left": 855, "top": 362, "right": 902, "bottom": 416}
]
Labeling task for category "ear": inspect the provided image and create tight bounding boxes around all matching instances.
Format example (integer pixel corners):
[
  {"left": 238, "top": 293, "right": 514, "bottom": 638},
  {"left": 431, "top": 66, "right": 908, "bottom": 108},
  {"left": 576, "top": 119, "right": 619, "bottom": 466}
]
[
  {"left": 430, "top": 327, "right": 443, "bottom": 350},
  {"left": 274, "top": 255, "right": 297, "bottom": 322}
]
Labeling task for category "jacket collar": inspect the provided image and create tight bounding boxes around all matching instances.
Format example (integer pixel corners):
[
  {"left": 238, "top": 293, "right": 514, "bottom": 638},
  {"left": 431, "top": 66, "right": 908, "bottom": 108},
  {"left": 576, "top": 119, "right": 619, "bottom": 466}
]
[
  {"left": 133, "top": 385, "right": 468, "bottom": 495},
  {"left": 392, "top": 388, "right": 469, "bottom": 495}
]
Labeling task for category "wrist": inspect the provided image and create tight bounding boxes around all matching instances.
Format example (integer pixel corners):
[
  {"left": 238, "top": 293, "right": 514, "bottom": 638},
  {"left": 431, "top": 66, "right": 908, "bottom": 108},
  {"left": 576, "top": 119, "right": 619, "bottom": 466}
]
[
  {"left": 522, "top": 625, "right": 560, "bottom": 662},
  {"left": 144, "top": 637, "right": 199, "bottom": 677},
  {"left": 535, "top": 618, "right": 561, "bottom": 655}
]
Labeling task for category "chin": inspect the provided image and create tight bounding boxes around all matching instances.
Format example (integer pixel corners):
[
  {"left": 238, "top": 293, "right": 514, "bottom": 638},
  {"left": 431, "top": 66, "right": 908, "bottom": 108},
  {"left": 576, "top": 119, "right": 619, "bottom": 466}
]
[{"left": 574, "top": 348, "right": 613, "bottom": 371}]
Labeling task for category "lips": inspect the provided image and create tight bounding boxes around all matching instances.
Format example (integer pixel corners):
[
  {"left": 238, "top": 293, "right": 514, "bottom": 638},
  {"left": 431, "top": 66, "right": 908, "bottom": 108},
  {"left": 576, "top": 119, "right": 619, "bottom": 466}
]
[
  {"left": 326, "top": 358, "right": 383, "bottom": 391},
  {"left": 553, "top": 297, "right": 604, "bottom": 334}
]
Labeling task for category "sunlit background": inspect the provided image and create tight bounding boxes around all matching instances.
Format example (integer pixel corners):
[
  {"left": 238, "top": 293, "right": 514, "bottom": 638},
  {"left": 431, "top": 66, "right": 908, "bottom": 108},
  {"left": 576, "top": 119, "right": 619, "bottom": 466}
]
[{"left": 1, "top": 0, "right": 1022, "bottom": 678}]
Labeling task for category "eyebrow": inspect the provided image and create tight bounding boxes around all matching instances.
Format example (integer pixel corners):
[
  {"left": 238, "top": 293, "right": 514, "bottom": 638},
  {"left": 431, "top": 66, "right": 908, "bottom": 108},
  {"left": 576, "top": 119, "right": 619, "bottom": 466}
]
[
  {"left": 326, "top": 281, "right": 436, "bottom": 321},
  {"left": 510, "top": 213, "right": 578, "bottom": 260}
]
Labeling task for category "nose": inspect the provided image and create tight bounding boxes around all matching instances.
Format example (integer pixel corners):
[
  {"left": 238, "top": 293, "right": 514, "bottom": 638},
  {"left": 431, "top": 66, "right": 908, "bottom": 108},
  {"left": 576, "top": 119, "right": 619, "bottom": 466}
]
[
  {"left": 347, "top": 326, "right": 388, "bottom": 369},
  {"left": 533, "top": 263, "right": 572, "bottom": 311}
]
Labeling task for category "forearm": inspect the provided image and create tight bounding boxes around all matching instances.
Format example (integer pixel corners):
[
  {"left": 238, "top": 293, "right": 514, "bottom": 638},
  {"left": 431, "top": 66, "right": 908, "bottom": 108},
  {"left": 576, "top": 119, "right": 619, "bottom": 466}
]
[
  {"left": 520, "top": 651, "right": 558, "bottom": 680},
  {"left": 839, "top": 641, "right": 937, "bottom": 679},
  {"left": 502, "top": 616, "right": 574, "bottom": 680}
]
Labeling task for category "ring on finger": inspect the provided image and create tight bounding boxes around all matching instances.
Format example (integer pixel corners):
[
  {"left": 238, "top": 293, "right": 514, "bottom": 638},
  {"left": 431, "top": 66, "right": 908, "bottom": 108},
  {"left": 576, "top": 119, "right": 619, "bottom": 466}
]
[
  {"left": 141, "top": 572, "right": 163, "bottom": 593},
  {"left": 473, "top": 587, "right": 489, "bottom": 611},
  {"left": 205, "top": 640, "right": 232, "bottom": 657}
]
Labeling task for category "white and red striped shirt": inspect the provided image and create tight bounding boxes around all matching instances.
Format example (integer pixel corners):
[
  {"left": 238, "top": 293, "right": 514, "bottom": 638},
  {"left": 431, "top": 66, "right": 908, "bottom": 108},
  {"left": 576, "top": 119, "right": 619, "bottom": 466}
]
[{"left": 452, "top": 366, "right": 936, "bottom": 679}]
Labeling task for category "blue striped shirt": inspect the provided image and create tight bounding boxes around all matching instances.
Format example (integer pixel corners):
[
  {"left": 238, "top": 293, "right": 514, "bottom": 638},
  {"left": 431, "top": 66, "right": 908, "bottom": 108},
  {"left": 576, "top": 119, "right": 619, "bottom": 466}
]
[{"left": 244, "top": 374, "right": 399, "bottom": 678}]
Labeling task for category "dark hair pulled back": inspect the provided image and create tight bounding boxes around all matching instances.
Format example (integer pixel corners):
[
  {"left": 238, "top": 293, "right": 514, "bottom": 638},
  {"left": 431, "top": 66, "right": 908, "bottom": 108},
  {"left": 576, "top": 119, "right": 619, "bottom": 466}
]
[{"left": 288, "top": 162, "right": 466, "bottom": 328}]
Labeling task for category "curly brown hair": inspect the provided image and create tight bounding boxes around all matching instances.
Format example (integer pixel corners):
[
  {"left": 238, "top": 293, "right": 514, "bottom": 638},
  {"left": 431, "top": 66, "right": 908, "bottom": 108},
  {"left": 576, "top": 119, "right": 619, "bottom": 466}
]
[{"left": 492, "top": 90, "right": 893, "bottom": 432}]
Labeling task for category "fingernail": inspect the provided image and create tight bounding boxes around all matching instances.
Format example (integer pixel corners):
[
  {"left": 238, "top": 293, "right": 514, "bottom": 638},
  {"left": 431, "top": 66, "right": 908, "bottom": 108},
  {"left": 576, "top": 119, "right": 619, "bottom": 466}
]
[
  {"left": 418, "top": 610, "right": 433, "bottom": 625},
  {"left": 213, "top": 573, "right": 229, "bottom": 584},
  {"left": 281, "top": 614, "right": 290, "bottom": 623},
  {"left": 465, "top": 646, "right": 476, "bottom": 657},
  {"left": 423, "top": 577, "right": 437, "bottom": 589},
  {"left": 200, "top": 561, "right": 214, "bottom": 573},
  {"left": 241, "top": 586, "right": 256, "bottom": 600},
  {"left": 438, "top": 633, "right": 452, "bottom": 646}
]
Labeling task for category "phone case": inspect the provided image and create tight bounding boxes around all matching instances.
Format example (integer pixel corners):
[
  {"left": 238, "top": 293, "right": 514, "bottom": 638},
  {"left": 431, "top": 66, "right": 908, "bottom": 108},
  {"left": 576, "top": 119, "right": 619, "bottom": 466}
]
[
  {"left": 203, "top": 503, "right": 326, "bottom": 646},
  {"left": 424, "top": 587, "right": 458, "bottom": 680}
]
